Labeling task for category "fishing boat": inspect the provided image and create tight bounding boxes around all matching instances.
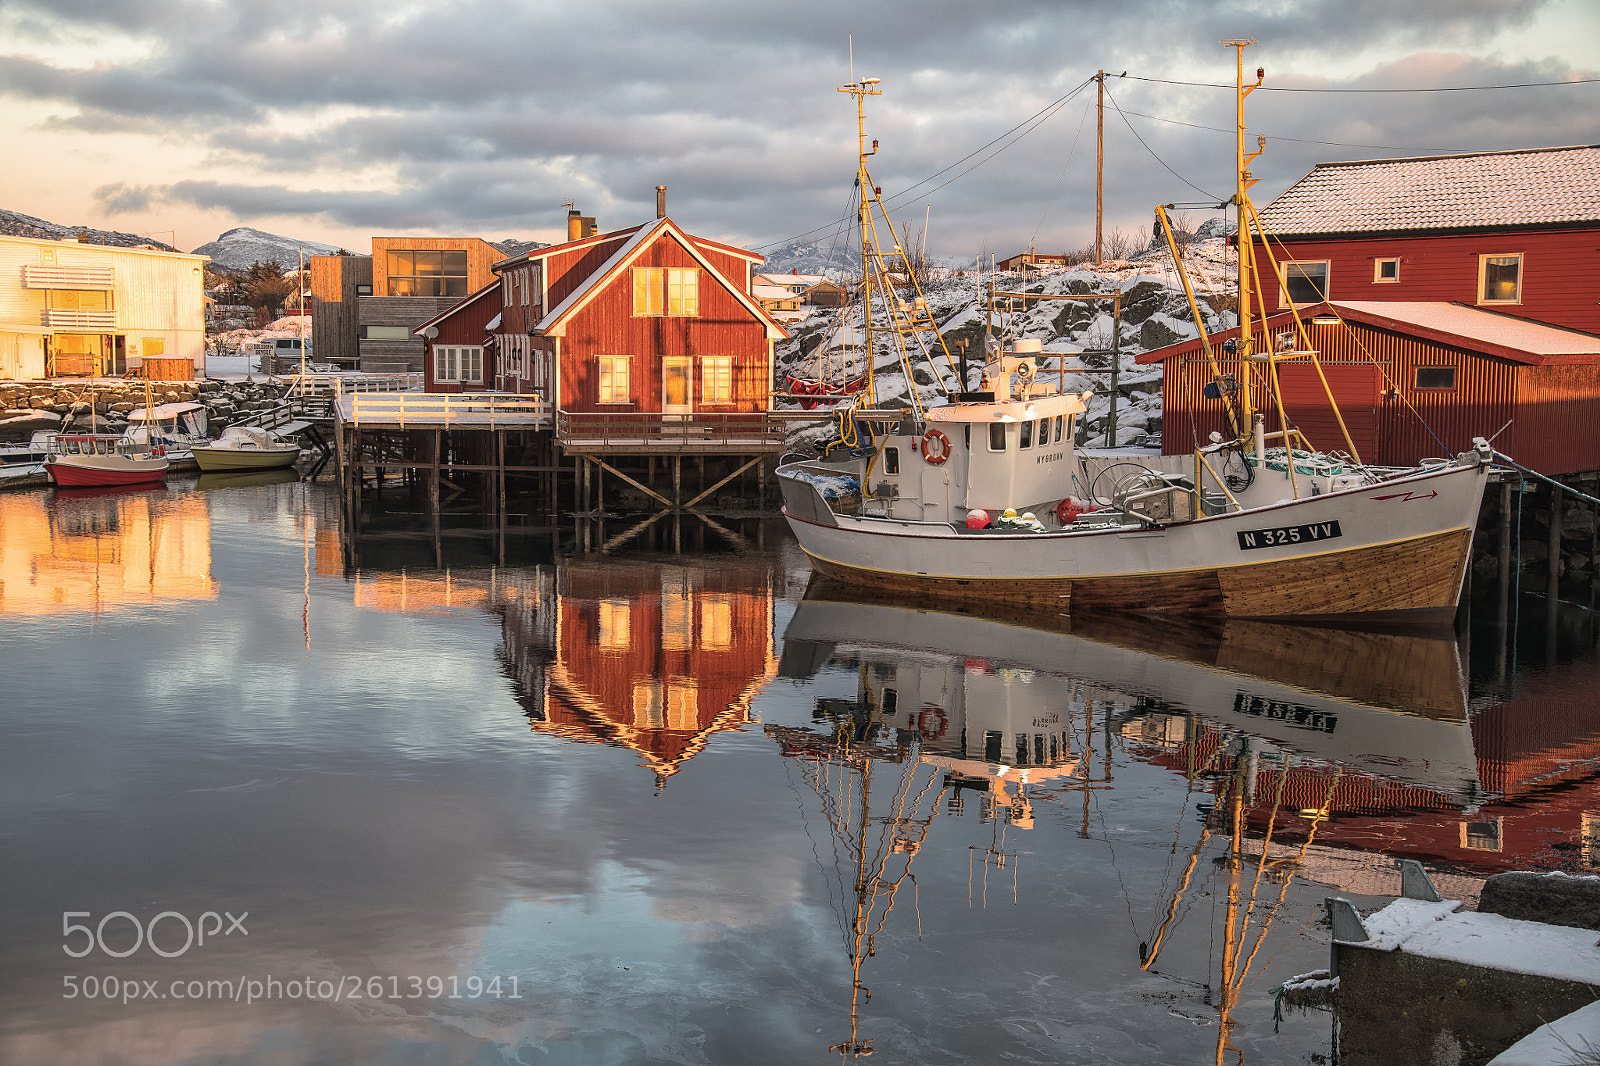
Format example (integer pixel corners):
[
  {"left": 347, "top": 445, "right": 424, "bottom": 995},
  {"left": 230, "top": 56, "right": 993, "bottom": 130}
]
[
  {"left": 43, "top": 433, "right": 169, "bottom": 487},
  {"left": 190, "top": 425, "right": 300, "bottom": 472},
  {"left": 123, "top": 401, "right": 211, "bottom": 456},
  {"left": 776, "top": 51, "right": 1495, "bottom": 624}
]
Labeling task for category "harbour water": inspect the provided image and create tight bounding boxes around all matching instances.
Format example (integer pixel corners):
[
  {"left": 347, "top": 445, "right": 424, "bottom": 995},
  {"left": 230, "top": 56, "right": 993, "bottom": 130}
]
[{"left": 3, "top": 478, "right": 1599, "bottom": 1064}]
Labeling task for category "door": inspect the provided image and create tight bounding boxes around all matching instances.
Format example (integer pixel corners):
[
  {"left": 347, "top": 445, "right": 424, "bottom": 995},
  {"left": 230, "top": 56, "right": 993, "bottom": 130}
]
[{"left": 663, "top": 357, "right": 692, "bottom": 419}]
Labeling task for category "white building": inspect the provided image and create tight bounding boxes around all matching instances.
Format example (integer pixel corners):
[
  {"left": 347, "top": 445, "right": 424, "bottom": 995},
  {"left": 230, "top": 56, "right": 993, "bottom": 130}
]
[{"left": 0, "top": 235, "right": 209, "bottom": 381}]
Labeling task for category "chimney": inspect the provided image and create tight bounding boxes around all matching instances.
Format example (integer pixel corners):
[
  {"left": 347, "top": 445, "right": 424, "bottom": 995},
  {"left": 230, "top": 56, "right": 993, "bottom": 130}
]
[
  {"left": 567, "top": 208, "right": 597, "bottom": 241},
  {"left": 656, "top": 185, "right": 667, "bottom": 219}
]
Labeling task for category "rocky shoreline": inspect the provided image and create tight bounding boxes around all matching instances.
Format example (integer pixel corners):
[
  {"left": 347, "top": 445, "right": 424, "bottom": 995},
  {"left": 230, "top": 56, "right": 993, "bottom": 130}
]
[{"left": 0, "top": 378, "right": 294, "bottom": 442}]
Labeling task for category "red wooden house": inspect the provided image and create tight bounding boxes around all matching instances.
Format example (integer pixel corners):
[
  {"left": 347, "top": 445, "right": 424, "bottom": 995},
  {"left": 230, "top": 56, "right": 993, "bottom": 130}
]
[
  {"left": 414, "top": 280, "right": 503, "bottom": 393},
  {"left": 1142, "top": 145, "right": 1600, "bottom": 473},
  {"left": 424, "top": 212, "right": 785, "bottom": 415}
]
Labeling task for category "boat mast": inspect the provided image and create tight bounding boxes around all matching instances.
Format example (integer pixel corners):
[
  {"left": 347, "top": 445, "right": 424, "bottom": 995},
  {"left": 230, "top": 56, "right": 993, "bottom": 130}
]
[
  {"left": 838, "top": 76, "right": 882, "bottom": 406},
  {"left": 1225, "top": 39, "right": 1264, "bottom": 440}
]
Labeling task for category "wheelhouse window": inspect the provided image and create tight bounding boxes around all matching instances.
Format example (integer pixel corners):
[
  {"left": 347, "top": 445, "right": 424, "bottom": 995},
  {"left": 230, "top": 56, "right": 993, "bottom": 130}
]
[
  {"left": 1019, "top": 420, "right": 1033, "bottom": 449},
  {"left": 1374, "top": 257, "right": 1399, "bottom": 283},
  {"left": 700, "top": 356, "right": 733, "bottom": 403},
  {"left": 1054, "top": 415, "right": 1064, "bottom": 441},
  {"left": 1038, "top": 417, "right": 1051, "bottom": 446},
  {"left": 667, "top": 268, "right": 699, "bottom": 316},
  {"left": 883, "top": 447, "right": 900, "bottom": 474},
  {"left": 1414, "top": 366, "right": 1455, "bottom": 390},
  {"left": 988, "top": 423, "right": 1008, "bottom": 451},
  {"left": 433, "top": 345, "right": 482, "bottom": 384},
  {"left": 1280, "top": 261, "right": 1329, "bottom": 306},
  {"left": 1480, "top": 254, "right": 1522, "bottom": 304},
  {"left": 387, "top": 250, "right": 467, "bottom": 297},
  {"left": 597, "top": 355, "right": 631, "bottom": 403}
]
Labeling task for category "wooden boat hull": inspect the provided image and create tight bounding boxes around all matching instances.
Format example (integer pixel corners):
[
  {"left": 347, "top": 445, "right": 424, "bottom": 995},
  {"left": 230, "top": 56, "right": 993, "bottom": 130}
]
[
  {"left": 45, "top": 454, "right": 169, "bottom": 487},
  {"left": 780, "top": 459, "right": 1488, "bottom": 623},
  {"left": 191, "top": 444, "right": 299, "bottom": 472}
]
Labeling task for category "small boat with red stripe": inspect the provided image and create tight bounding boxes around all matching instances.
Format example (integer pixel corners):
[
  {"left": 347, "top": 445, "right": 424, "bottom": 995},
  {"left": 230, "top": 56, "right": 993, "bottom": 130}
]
[{"left": 43, "top": 433, "right": 169, "bottom": 488}]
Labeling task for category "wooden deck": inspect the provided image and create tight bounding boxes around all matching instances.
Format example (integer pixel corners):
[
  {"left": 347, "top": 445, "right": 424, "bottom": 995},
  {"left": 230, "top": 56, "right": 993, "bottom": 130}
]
[
  {"left": 334, "top": 391, "right": 552, "bottom": 429},
  {"left": 556, "top": 411, "right": 787, "bottom": 455}
]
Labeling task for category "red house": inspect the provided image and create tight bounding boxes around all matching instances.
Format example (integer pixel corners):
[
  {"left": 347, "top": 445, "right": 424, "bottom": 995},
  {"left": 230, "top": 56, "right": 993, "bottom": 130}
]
[
  {"left": 1251, "top": 145, "right": 1600, "bottom": 335},
  {"left": 415, "top": 280, "right": 503, "bottom": 393},
  {"left": 1142, "top": 145, "right": 1600, "bottom": 473},
  {"left": 423, "top": 209, "right": 785, "bottom": 418}
]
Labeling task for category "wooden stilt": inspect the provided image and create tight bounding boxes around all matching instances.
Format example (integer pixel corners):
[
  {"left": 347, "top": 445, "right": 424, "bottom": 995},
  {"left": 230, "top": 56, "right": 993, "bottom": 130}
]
[{"left": 1497, "top": 481, "right": 1512, "bottom": 627}]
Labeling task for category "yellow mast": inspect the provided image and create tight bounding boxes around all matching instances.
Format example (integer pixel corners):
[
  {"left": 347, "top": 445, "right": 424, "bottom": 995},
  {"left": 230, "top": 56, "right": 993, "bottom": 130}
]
[
  {"left": 838, "top": 76, "right": 882, "bottom": 407},
  {"left": 1224, "top": 39, "right": 1264, "bottom": 442}
]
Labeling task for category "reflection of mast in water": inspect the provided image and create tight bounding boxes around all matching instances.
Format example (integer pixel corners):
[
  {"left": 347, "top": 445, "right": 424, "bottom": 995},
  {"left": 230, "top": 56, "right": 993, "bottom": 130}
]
[
  {"left": 1137, "top": 722, "right": 1341, "bottom": 1064},
  {"left": 769, "top": 681, "right": 945, "bottom": 1061}
]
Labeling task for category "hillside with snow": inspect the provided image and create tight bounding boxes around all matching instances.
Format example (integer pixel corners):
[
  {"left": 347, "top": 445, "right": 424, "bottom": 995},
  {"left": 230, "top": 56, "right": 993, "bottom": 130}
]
[
  {"left": 0, "top": 208, "right": 174, "bottom": 249},
  {"left": 776, "top": 237, "right": 1239, "bottom": 450},
  {"left": 190, "top": 227, "right": 342, "bottom": 271}
]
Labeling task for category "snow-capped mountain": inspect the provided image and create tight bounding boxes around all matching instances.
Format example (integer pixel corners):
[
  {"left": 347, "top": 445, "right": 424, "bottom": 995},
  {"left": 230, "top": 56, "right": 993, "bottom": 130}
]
[
  {"left": 189, "top": 227, "right": 341, "bottom": 271},
  {"left": 0, "top": 208, "right": 174, "bottom": 249}
]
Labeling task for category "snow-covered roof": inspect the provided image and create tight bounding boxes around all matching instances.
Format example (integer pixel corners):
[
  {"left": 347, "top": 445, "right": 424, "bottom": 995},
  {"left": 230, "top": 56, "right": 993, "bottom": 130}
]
[
  {"left": 1259, "top": 145, "right": 1600, "bottom": 236},
  {"left": 754, "top": 272, "right": 824, "bottom": 287},
  {"left": 752, "top": 284, "right": 799, "bottom": 300}
]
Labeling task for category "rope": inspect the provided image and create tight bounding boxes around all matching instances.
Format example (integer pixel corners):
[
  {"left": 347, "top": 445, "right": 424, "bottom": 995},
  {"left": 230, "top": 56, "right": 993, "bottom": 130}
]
[{"left": 1494, "top": 452, "right": 1600, "bottom": 507}]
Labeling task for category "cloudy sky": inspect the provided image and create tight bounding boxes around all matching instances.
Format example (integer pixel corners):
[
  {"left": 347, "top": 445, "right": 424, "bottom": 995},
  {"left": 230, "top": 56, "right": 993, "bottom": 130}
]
[{"left": 1, "top": 0, "right": 1596, "bottom": 261}]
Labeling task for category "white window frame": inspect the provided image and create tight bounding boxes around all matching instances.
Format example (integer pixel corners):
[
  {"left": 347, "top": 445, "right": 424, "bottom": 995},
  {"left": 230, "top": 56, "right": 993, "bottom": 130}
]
[
  {"left": 633, "top": 268, "right": 663, "bottom": 316},
  {"left": 597, "top": 355, "right": 631, "bottom": 404},
  {"left": 667, "top": 268, "right": 699, "bottom": 316},
  {"left": 433, "top": 345, "right": 483, "bottom": 384},
  {"left": 700, "top": 355, "right": 733, "bottom": 404},
  {"left": 1373, "top": 257, "right": 1400, "bottom": 283},
  {"left": 1479, "top": 253, "right": 1522, "bottom": 305},
  {"left": 1279, "top": 261, "right": 1329, "bottom": 307}
]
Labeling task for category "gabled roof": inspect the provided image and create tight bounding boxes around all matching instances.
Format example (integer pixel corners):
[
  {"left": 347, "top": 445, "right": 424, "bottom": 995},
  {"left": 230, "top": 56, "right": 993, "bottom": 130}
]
[
  {"left": 411, "top": 278, "right": 501, "bottom": 334},
  {"left": 534, "top": 216, "right": 788, "bottom": 340},
  {"left": 1137, "top": 301, "right": 1600, "bottom": 368},
  {"left": 1258, "top": 145, "right": 1600, "bottom": 237}
]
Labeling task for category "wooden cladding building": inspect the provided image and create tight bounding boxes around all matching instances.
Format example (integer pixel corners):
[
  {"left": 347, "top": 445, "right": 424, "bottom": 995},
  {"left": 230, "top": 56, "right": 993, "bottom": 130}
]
[
  {"left": 1140, "top": 301, "right": 1600, "bottom": 475},
  {"left": 1252, "top": 145, "right": 1600, "bottom": 336}
]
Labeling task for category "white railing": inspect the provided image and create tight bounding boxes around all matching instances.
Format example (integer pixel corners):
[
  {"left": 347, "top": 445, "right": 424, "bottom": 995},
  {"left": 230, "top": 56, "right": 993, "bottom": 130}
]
[
  {"left": 43, "top": 308, "right": 117, "bottom": 329},
  {"left": 336, "top": 392, "right": 552, "bottom": 429},
  {"left": 23, "top": 265, "right": 115, "bottom": 289},
  {"left": 280, "top": 372, "right": 424, "bottom": 397}
]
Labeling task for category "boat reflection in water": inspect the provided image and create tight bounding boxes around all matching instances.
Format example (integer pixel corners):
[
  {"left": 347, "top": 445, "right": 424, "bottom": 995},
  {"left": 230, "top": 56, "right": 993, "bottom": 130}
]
[{"left": 774, "top": 578, "right": 1480, "bottom": 1061}]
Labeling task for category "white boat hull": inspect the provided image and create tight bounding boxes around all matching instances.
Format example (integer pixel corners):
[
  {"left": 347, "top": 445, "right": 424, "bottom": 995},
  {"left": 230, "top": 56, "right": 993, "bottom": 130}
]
[{"left": 780, "top": 459, "right": 1489, "bottom": 623}]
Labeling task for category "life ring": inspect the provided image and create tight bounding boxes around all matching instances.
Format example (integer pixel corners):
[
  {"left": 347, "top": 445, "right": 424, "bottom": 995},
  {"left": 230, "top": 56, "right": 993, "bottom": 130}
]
[
  {"left": 917, "top": 707, "right": 948, "bottom": 738},
  {"left": 920, "top": 428, "right": 951, "bottom": 466}
]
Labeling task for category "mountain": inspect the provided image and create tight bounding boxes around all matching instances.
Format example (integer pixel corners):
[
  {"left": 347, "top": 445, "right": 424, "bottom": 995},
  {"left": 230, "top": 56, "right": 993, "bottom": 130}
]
[
  {"left": 759, "top": 234, "right": 969, "bottom": 279},
  {"left": 0, "top": 208, "right": 174, "bottom": 250},
  {"left": 189, "top": 227, "right": 341, "bottom": 272}
]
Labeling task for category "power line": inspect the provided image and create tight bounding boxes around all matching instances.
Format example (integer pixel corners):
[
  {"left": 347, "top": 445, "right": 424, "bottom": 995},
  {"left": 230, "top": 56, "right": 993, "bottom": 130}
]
[
  {"left": 1112, "top": 107, "right": 1471, "bottom": 154},
  {"left": 1102, "top": 86, "right": 1221, "bottom": 202},
  {"left": 1125, "top": 74, "right": 1600, "bottom": 93}
]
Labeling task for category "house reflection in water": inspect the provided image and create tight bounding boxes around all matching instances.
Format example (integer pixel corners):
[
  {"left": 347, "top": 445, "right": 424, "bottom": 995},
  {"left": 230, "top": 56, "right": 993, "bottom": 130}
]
[
  {"left": 0, "top": 488, "right": 216, "bottom": 616},
  {"left": 498, "top": 560, "right": 777, "bottom": 783}
]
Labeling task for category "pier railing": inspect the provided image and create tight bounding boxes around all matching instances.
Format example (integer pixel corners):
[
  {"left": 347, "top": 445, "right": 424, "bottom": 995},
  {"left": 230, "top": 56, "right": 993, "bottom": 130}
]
[
  {"left": 335, "top": 392, "right": 552, "bottom": 429},
  {"left": 555, "top": 410, "right": 787, "bottom": 453}
]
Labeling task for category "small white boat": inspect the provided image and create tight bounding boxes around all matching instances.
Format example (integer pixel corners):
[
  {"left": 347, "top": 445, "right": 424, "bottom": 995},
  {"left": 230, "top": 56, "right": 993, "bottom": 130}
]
[
  {"left": 190, "top": 425, "right": 300, "bottom": 472},
  {"left": 124, "top": 401, "right": 211, "bottom": 456}
]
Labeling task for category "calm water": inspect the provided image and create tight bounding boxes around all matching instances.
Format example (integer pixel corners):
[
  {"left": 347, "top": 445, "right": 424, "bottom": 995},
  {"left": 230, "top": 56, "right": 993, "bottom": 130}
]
[{"left": 3, "top": 478, "right": 1598, "bottom": 1065}]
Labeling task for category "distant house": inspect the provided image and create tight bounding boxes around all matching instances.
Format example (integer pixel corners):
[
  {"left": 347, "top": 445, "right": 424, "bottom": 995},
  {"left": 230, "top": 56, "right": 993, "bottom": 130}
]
[
  {"left": 309, "top": 236, "right": 505, "bottom": 372},
  {"left": 753, "top": 272, "right": 825, "bottom": 296},
  {"left": 752, "top": 284, "right": 803, "bottom": 313},
  {"left": 0, "top": 234, "right": 208, "bottom": 380},
  {"left": 997, "top": 249, "right": 1069, "bottom": 273},
  {"left": 805, "top": 278, "right": 847, "bottom": 308}
]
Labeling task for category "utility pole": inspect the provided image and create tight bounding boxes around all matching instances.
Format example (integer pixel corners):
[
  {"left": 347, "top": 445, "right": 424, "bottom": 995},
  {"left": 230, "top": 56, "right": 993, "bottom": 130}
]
[{"left": 1095, "top": 70, "right": 1104, "bottom": 266}]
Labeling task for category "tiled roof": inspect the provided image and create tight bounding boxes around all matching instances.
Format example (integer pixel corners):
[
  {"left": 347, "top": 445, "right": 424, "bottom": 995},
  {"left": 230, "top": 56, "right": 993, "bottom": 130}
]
[{"left": 1258, "top": 145, "right": 1600, "bottom": 236}]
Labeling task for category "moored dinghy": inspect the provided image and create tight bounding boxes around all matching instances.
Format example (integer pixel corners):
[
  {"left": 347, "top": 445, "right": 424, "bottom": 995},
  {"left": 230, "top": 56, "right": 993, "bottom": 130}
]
[{"left": 190, "top": 425, "right": 300, "bottom": 472}]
